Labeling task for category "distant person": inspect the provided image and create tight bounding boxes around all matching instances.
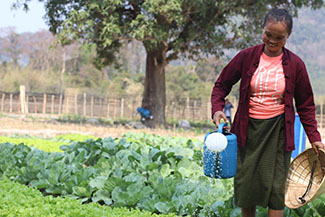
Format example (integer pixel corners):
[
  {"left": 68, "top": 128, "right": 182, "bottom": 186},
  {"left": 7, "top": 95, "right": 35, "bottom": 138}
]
[
  {"left": 134, "top": 107, "right": 153, "bottom": 123},
  {"left": 223, "top": 99, "right": 234, "bottom": 126},
  {"left": 211, "top": 8, "right": 324, "bottom": 217}
]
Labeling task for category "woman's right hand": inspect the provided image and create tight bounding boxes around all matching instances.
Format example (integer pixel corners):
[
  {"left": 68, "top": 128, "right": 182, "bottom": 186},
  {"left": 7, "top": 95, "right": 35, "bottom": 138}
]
[
  {"left": 213, "top": 111, "right": 228, "bottom": 128},
  {"left": 311, "top": 141, "right": 325, "bottom": 156}
]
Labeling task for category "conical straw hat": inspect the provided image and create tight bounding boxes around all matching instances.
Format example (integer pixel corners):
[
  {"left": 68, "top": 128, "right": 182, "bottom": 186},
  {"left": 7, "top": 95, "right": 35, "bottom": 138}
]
[{"left": 285, "top": 148, "right": 325, "bottom": 209}]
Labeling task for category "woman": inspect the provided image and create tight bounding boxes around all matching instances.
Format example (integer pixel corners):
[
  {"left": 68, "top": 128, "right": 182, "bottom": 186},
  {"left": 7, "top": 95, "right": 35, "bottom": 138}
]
[{"left": 211, "top": 8, "right": 324, "bottom": 217}]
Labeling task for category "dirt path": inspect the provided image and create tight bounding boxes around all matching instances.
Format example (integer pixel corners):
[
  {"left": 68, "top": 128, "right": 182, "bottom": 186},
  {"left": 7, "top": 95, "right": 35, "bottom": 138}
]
[
  {"left": 1, "top": 114, "right": 324, "bottom": 148},
  {"left": 0, "top": 115, "right": 205, "bottom": 140}
]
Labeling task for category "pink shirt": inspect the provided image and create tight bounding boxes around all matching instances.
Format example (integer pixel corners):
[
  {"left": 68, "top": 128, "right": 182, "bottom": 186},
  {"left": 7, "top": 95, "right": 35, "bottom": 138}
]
[{"left": 249, "top": 52, "right": 285, "bottom": 119}]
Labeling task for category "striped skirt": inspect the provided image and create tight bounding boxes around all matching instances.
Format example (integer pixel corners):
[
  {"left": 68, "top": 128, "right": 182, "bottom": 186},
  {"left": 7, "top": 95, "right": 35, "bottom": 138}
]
[{"left": 234, "top": 115, "right": 292, "bottom": 210}]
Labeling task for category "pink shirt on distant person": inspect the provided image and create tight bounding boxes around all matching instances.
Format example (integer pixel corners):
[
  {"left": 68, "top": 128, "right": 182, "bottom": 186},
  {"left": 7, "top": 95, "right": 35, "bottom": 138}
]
[{"left": 249, "top": 52, "right": 285, "bottom": 119}]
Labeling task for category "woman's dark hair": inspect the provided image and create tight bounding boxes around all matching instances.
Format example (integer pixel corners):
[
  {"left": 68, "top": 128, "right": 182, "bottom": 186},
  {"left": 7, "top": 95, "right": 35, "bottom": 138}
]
[{"left": 263, "top": 9, "right": 293, "bottom": 35}]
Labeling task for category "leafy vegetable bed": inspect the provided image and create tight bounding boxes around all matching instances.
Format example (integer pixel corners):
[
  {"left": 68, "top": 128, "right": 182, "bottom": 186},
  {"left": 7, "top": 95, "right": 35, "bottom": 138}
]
[
  {"left": 0, "top": 178, "right": 176, "bottom": 217},
  {"left": 0, "top": 133, "right": 98, "bottom": 152},
  {"left": 0, "top": 133, "right": 235, "bottom": 216},
  {"left": 0, "top": 133, "right": 324, "bottom": 216},
  {"left": 0, "top": 136, "right": 66, "bottom": 152}
]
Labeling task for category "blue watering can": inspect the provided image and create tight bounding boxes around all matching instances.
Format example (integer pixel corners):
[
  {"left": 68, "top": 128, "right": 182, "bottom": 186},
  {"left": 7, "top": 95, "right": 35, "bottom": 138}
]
[{"left": 203, "top": 123, "right": 237, "bottom": 179}]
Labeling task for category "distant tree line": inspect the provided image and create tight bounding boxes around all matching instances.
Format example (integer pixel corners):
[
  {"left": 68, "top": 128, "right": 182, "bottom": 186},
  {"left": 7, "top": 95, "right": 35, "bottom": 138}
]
[
  {"left": 0, "top": 7, "right": 324, "bottom": 109},
  {"left": 285, "top": 8, "right": 325, "bottom": 94},
  {"left": 0, "top": 27, "right": 224, "bottom": 102}
]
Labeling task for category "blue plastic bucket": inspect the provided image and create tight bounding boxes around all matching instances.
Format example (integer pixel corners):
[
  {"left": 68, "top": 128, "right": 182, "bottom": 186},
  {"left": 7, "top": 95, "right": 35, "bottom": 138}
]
[
  {"left": 203, "top": 123, "right": 237, "bottom": 179},
  {"left": 292, "top": 114, "right": 306, "bottom": 159}
]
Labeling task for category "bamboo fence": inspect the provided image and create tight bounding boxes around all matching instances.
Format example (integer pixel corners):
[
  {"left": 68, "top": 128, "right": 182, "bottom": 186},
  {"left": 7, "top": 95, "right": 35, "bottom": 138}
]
[
  {"left": 1, "top": 87, "right": 325, "bottom": 128},
  {"left": 0, "top": 88, "right": 224, "bottom": 123}
]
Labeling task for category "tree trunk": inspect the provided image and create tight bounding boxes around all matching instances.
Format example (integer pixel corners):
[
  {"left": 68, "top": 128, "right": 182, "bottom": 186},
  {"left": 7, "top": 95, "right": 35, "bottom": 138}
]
[{"left": 142, "top": 48, "right": 167, "bottom": 128}]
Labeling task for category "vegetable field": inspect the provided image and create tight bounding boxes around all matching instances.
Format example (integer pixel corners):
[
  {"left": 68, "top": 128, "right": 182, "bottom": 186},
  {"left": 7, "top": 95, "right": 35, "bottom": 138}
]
[{"left": 0, "top": 133, "right": 324, "bottom": 216}]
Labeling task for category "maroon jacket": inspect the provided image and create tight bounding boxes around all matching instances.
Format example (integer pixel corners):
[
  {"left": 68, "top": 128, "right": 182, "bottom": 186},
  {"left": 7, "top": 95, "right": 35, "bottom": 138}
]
[{"left": 211, "top": 44, "right": 321, "bottom": 152}]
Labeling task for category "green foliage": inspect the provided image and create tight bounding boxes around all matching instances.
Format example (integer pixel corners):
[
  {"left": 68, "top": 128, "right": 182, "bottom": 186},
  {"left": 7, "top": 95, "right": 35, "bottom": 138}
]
[
  {"left": 1, "top": 132, "right": 325, "bottom": 216},
  {"left": 166, "top": 65, "right": 214, "bottom": 101},
  {"left": 57, "top": 115, "right": 114, "bottom": 126},
  {"left": 57, "top": 114, "right": 88, "bottom": 124},
  {"left": 105, "top": 71, "right": 144, "bottom": 97},
  {"left": 0, "top": 178, "right": 176, "bottom": 217},
  {"left": 55, "top": 133, "right": 98, "bottom": 142},
  {"left": 0, "top": 136, "right": 66, "bottom": 152},
  {"left": 0, "top": 133, "right": 99, "bottom": 152},
  {"left": 291, "top": 195, "right": 325, "bottom": 217},
  {"left": 25, "top": 0, "right": 322, "bottom": 63},
  {"left": 0, "top": 64, "right": 61, "bottom": 93},
  {"left": 0, "top": 133, "right": 234, "bottom": 216}
]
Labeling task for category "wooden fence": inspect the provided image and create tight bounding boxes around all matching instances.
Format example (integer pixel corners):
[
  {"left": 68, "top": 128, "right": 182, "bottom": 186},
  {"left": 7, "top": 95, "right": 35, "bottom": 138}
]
[
  {"left": 0, "top": 89, "right": 220, "bottom": 123},
  {"left": 1, "top": 88, "right": 325, "bottom": 128}
]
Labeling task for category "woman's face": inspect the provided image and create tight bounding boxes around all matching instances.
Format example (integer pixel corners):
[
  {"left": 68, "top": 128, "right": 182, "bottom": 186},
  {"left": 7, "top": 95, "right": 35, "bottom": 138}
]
[{"left": 262, "top": 20, "right": 290, "bottom": 57}]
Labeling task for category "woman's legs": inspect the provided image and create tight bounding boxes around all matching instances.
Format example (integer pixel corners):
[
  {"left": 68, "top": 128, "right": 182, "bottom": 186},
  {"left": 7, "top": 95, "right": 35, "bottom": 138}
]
[
  {"left": 242, "top": 206, "right": 256, "bottom": 217},
  {"left": 242, "top": 207, "right": 284, "bottom": 217},
  {"left": 268, "top": 209, "right": 284, "bottom": 217}
]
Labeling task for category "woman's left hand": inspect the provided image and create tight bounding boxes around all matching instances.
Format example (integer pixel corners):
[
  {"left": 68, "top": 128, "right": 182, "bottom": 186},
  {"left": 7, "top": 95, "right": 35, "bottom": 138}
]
[{"left": 311, "top": 141, "right": 325, "bottom": 156}]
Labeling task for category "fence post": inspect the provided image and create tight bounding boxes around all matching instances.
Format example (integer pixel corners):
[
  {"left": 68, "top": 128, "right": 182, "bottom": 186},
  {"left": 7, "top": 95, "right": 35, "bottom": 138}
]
[
  {"left": 1, "top": 93, "right": 5, "bottom": 112},
  {"left": 113, "top": 99, "right": 117, "bottom": 117},
  {"left": 120, "top": 98, "right": 124, "bottom": 118},
  {"left": 33, "top": 95, "right": 37, "bottom": 113},
  {"left": 91, "top": 96, "right": 94, "bottom": 117},
  {"left": 19, "top": 85, "right": 27, "bottom": 114},
  {"left": 65, "top": 95, "right": 70, "bottom": 114},
  {"left": 18, "top": 94, "right": 20, "bottom": 113},
  {"left": 26, "top": 95, "right": 29, "bottom": 113},
  {"left": 83, "top": 93, "right": 87, "bottom": 116},
  {"left": 106, "top": 98, "right": 110, "bottom": 118},
  {"left": 193, "top": 100, "right": 197, "bottom": 120},
  {"left": 59, "top": 94, "right": 62, "bottom": 115},
  {"left": 99, "top": 98, "right": 103, "bottom": 116},
  {"left": 43, "top": 93, "right": 47, "bottom": 114},
  {"left": 171, "top": 101, "right": 175, "bottom": 121},
  {"left": 51, "top": 95, "right": 55, "bottom": 114},
  {"left": 9, "top": 94, "right": 13, "bottom": 113},
  {"left": 131, "top": 99, "right": 135, "bottom": 119},
  {"left": 74, "top": 93, "right": 78, "bottom": 115},
  {"left": 186, "top": 97, "right": 190, "bottom": 119}
]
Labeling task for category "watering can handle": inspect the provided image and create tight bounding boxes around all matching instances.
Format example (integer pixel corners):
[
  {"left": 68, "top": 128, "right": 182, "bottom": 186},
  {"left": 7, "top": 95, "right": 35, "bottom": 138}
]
[{"left": 217, "top": 123, "right": 226, "bottom": 133}]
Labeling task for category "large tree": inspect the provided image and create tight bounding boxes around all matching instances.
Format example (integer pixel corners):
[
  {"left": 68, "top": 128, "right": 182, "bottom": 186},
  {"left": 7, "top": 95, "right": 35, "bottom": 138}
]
[{"left": 15, "top": 0, "right": 324, "bottom": 127}]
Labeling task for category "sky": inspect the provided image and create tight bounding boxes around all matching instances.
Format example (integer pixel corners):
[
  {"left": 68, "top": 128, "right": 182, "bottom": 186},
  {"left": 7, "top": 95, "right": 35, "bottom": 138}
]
[{"left": 0, "top": 0, "right": 48, "bottom": 33}]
